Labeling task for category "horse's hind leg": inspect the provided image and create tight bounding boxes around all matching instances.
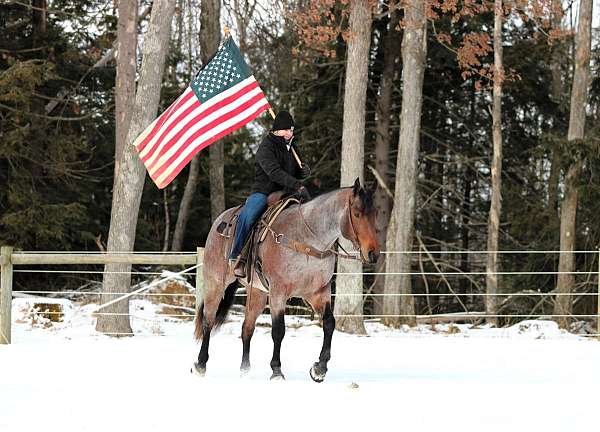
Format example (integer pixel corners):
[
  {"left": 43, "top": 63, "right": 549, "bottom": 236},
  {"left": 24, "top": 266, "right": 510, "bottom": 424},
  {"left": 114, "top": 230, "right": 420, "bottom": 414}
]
[
  {"left": 269, "top": 296, "right": 287, "bottom": 380},
  {"left": 240, "top": 289, "right": 268, "bottom": 374},
  {"left": 307, "top": 284, "right": 335, "bottom": 383},
  {"left": 192, "top": 285, "right": 221, "bottom": 376}
]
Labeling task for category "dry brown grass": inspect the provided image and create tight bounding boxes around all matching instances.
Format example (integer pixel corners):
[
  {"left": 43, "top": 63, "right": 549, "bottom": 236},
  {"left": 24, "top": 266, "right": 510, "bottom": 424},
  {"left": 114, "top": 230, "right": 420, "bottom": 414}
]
[
  {"left": 149, "top": 281, "right": 195, "bottom": 308},
  {"left": 33, "top": 303, "right": 64, "bottom": 322},
  {"left": 446, "top": 324, "right": 461, "bottom": 334}
]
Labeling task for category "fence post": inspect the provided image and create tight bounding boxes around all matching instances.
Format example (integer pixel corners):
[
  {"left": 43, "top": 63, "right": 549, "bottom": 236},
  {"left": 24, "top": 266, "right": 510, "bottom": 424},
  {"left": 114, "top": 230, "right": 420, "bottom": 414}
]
[
  {"left": 1, "top": 246, "right": 13, "bottom": 344},
  {"left": 195, "top": 247, "right": 204, "bottom": 312}
]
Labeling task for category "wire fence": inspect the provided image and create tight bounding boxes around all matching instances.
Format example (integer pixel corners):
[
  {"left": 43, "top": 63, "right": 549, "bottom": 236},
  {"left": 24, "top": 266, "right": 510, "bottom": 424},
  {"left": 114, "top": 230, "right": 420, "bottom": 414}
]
[{"left": 2, "top": 249, "right": 599, "bottom": 341}]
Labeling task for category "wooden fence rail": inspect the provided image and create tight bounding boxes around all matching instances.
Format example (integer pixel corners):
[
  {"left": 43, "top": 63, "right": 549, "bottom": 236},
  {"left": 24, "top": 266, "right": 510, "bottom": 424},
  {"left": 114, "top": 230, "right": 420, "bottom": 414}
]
[
  {"left": 1, "top": 246, "right": 13, "bottom": 344},
  {"left": 3, "top": 247, "right": 600, "bottom": 345},
  {"left": 0, "top": 246, "right": 204, "bottom": 344}
]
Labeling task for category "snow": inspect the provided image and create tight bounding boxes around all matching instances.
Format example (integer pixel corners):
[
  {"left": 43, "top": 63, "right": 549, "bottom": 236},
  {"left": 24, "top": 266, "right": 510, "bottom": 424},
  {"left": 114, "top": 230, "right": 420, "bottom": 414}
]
[{"left": 1, "top": 297, "right": 600, "bottom": 432}]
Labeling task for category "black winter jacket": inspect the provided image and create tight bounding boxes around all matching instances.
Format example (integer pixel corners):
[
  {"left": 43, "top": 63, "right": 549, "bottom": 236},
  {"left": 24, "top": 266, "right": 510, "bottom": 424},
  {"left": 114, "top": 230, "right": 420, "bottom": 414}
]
[{"left": 252, "top": 133, "right": 302, "bottom": 195}]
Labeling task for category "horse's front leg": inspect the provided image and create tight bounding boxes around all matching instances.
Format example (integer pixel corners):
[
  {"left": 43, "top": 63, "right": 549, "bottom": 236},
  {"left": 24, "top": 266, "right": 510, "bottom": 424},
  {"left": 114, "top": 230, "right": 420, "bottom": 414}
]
[
  {"left": 240, "top": 289, "right": 268, "bottom": 374},
  {"left": 308, "top": 286, "right": 335, "bottom": 383},
  {"left": 269, "top": 297, "right": 287, "bottom": 380}
]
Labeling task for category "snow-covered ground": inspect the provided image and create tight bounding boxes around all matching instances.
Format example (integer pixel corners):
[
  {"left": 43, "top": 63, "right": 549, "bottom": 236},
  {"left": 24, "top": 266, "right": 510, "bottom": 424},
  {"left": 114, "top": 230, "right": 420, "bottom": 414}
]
[{"left": 1, "top": 295, "right": 599, "bottom": 432}]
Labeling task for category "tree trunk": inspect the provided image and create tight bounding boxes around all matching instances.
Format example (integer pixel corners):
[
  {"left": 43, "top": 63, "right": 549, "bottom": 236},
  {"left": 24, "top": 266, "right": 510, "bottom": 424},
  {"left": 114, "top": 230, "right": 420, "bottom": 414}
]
[
  {"left": 547, "top": 148, "right": 560, "bottom": 215},
  {"left": 485, "top": 0, "right": 504, "bottom": 326},
  {"left": 203, "top": 0, "right": 225, "bottom": 222},
  {"left": 171, "top": 0, "right": 221, "bottom": 251},
  {"left": 171, "top": 157, "right": 200, "bottom": 251},
  {"left": 372, "top": 6, "right": 400, "bottom": 317},
  {"left": 548, "top": 0, "right": 564, "bottom": 215},
  {"left": 460, "top": 83, "right": 476, "bottom": 296},
  {"left": 162, "top": 188, "right": 170, "bottom": 252},
  {"left": 96, "top": 0, "right": 176, "bottom": 336},
  {"left": 31, "top": 0, "right": 46, "bottom": 47},
  {"left": 460, "top": 168, "right": 472, "bottom": 293},
  {"left": 382, "top": 0, "right": 426, "bottom": 328},
  {"left": 334, "top": 0, "right": 372, "bottom": 335},
  {"left": 231, "top": 0, "right": 256, "bottom": 55},
  {"left": 114, "top": 0, "right": 138, "bottom": 181},
  {"left": 554, "top": 0, "right": 593, "bottom": 329},
  {"left": 550, "top": 0, "right": 564, "bottom": 107}
]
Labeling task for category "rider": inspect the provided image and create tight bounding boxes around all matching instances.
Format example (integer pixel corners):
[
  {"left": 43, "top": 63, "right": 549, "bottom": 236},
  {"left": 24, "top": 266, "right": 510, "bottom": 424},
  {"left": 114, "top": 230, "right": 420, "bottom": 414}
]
[{"left": 229, "top": 110, "right": 311, "bottom": 278}]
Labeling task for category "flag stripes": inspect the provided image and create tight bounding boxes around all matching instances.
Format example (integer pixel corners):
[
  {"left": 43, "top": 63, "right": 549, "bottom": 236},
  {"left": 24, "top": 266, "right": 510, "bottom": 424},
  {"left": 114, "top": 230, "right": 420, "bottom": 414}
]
[
  {"left": 134, "top": 87, "right": 195, "bottom": 154},
  {"left": 134, "top": 76, "right": 269, "bottom": 189},
  {"left": 154, "top": 98, "right": 269, "bottom": 188},
  {"left": 145, "top": 78, "right": 260, "bottom": 170}
]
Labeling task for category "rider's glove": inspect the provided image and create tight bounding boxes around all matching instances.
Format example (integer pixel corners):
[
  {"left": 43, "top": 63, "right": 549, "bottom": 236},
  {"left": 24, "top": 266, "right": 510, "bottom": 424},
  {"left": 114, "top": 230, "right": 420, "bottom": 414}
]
[
  {"left": 296, "top": 185, "right": 312, "bottom": 203},
  {"left": 300, "top": 163, "right": 311, "bottom": 179}
]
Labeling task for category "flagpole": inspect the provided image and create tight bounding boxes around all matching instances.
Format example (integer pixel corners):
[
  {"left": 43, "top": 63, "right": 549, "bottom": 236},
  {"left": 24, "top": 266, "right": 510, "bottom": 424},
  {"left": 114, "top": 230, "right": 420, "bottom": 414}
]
[
  {"left": 224, "top": 27, "right": 301, "bottom": 168},
  {"left": 268, "top": 108, "right": 303, "bottom": 168}
]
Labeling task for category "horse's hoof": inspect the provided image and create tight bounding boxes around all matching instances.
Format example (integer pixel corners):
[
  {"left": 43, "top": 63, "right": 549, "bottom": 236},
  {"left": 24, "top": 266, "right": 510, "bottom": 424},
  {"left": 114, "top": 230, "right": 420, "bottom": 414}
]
[
  {"left": 310, "top": 363, "right": 326, "bottom": 383},
  {"left": 191, "top": 362, "right": 206, "bottom": 377},
  {"left": 270, "top": 371, "right": 286, "bottom": 381},
  {"left": 240, "top": 366, "right": 250, "bottom": 377}
]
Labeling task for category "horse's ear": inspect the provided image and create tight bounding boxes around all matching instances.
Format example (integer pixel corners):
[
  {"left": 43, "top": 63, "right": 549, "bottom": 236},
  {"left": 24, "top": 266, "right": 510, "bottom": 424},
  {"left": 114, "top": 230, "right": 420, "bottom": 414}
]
[{"left": 352, "top": 178, "right": 361, "bottom": 197}]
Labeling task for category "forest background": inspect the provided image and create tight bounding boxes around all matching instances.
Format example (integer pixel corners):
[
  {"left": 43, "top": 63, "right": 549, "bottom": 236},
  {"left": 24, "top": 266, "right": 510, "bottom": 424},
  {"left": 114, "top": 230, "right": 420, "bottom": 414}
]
[{"left": 1, "top": 0, "right": 599, "bottom": 333}]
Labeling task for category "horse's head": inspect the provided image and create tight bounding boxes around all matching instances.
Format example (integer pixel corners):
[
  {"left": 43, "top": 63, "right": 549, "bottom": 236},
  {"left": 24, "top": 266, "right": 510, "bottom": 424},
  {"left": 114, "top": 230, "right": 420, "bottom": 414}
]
[{"left": 342, "top": 178, "right": 381, "bottom": 264}]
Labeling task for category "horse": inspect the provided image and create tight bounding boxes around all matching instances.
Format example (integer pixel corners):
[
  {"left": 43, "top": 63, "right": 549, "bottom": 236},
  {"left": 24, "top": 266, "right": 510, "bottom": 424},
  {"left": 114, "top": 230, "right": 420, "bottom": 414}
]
[{"left": 192, "top": 178, "right": 380, "bottom": 382}]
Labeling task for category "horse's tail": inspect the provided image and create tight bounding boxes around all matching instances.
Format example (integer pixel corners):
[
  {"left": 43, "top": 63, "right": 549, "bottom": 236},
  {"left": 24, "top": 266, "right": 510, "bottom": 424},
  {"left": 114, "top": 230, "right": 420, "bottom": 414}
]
[
  {"left": 193, "top": 281, "right": 239, "bottom": 341},
  {"left": 193, "top": 302, "right": 205, "bottom": 341}
]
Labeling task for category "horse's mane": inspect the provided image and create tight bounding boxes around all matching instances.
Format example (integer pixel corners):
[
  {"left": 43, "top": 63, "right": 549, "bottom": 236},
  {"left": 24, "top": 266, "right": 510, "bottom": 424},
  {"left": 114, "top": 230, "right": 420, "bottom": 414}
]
[
  {"left": 299, "top": 186, "right": 374, "bottom": 214},
  {"left": 284, "top": 187, "right": 348, "bottom": 213}
]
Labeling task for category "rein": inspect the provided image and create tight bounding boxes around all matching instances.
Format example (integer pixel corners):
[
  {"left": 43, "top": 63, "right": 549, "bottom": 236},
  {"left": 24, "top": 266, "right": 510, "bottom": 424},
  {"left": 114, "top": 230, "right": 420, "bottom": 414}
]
[{"left": 265, "top": 196, "right": 363, "bottom": 262}]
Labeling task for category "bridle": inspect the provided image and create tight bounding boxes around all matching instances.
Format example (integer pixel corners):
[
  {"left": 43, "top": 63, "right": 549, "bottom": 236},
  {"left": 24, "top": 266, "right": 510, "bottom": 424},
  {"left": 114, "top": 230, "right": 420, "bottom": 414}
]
[{"left": 345, "top": 195, "right": 361, "bottom": 251}]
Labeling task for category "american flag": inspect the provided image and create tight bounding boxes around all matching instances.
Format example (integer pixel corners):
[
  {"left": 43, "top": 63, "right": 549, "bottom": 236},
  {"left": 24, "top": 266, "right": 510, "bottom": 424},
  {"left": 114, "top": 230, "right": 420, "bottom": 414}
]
[{"left": 134, "top": 37, "right": 271, "bottom": 189}]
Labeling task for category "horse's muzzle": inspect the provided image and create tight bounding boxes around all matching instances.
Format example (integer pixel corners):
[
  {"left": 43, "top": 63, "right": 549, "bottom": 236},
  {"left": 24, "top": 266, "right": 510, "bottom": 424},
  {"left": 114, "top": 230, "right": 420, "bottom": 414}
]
[{"left": 368, "top": 250, "right": 380, "bottom": 264}]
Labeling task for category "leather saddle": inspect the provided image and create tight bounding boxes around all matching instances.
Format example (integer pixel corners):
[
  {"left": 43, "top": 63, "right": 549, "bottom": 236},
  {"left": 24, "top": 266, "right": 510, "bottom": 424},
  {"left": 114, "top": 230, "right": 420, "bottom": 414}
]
[{"left": 218, "top": 191, "right": 300, "bottom": 292}]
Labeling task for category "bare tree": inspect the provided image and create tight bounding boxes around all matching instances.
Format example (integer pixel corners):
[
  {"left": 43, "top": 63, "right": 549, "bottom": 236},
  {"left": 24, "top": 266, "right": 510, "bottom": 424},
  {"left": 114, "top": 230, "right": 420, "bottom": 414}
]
[
  {"left": 485, "top": 0, "right": 504, "bottom": 326},
  {"left": 205, "top": 0, "right": 225, "bottom": 223},
  {"left": 548, "top": 0, "right": 565, "bottom": 216},
  {"left": 227, "top": 0, "right": 257, "bottom": 54},
  {"left": 382, "top": 0, "right": 427, "bottom": 328},
  {"left": 96, "top": 0, "right": 177, "bottom": 336},
  {"left": 372, "top": 4, "right": 400, "bottom": 317},
  {"left": 334, "top": 0, "right": 372, "bottom": 335},
  {"left": 114, "top": 0, "right": 138, "bottom": 181},
  {"left": 171, "top": 0, "right": 221, "bottom": 250},
  {"left": 554, "top": 0, "right": 593, "bottom": 329}
]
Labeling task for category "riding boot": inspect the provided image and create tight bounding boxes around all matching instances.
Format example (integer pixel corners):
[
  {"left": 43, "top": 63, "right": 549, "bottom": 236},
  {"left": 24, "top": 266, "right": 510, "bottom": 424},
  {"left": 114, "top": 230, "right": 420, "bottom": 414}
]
[
  {"left": 229, "top": 256, "right": 246, "bottom": 278},
  {"left": 233, "top": 257, "right": 246, "bottom": 278}
]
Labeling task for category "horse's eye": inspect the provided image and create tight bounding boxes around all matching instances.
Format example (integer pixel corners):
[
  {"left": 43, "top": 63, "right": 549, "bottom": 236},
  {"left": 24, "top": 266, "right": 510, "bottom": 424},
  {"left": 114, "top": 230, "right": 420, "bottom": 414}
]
[{"left": 354, "top": 212, "right": 361, "bottom": 218}]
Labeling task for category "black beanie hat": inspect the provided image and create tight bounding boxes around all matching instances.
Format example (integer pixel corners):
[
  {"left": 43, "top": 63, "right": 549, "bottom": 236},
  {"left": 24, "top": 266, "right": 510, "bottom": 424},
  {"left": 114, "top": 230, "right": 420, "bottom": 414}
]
[{"left": 271, "top": 111, "right": 294, "bottom": 131}]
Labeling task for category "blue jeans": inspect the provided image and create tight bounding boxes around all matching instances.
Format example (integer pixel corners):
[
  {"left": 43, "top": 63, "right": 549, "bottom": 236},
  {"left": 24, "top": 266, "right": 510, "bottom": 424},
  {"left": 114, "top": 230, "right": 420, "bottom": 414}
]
[{"left": 229, "top": 192, "right": 268, "bottom": 259}]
